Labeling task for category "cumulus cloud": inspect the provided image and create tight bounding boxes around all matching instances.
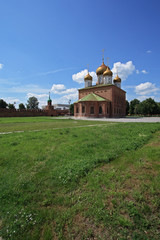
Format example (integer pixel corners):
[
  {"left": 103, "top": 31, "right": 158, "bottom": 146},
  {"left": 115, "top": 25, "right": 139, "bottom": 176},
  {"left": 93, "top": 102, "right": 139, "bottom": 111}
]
[
  {"left": 72, "top": 69, "right": 87, "bottom": 84},
  {"left": 51, "top": 84, "right": 77, "bottom": 95},
  {"left": 72, "top": 69, "right": 97, "bottom": 84},
  {"left": 51, "top": 84, "right": 66, "bottom": 93},
  {"left": 135, "top": 82, "right": 159, "bottom": 96},
  {"left": 60, "top": 92, "right": 78, "bottom": 102},
  {"left": 0, "top": 63, "right": 4, "bottom": 69},
  {"left": 112, "top": 61, "right": 135, "bottom": 81},
  {"left": 147, "top": 50, "right": 152, "bottom": 54}
]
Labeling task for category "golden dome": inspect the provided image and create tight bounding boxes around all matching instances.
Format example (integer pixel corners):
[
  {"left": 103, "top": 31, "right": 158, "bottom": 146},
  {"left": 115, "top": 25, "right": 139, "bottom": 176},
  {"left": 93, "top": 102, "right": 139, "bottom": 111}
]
[
  {"left": 84, "top": 72, "right": 93, "bottom": 81},
  {"left": 96, "top": 62, "right": 107, "bottom": 75},
  {"left": 114, "top": 75, "right": 121, "bottom": 82},
  {"left": 103, "top": 67, "right": 113, "bottom": 76}
]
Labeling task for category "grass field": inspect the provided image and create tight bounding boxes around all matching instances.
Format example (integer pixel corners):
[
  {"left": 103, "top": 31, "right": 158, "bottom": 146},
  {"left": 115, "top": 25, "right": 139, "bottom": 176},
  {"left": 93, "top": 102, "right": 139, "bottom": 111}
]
[{"left": 0, "top": 117, "right": 160, "bottom": 240}]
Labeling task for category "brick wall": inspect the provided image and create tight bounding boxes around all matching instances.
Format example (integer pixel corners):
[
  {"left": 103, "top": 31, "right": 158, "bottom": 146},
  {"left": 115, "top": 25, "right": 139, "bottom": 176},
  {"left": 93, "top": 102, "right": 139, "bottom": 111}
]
[
  {"left": 0, "top": 108, "right": 69, "bottom": 117},
  {"left": 77, "top": 85, "right": 126, "bottom": 117}
]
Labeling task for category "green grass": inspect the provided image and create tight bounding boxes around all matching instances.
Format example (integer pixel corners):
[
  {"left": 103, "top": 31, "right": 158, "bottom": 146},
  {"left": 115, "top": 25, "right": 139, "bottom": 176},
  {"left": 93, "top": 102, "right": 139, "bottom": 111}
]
[
  {"left": 0, "top": 117, "right": 113, "bottom": 133},
  {"left": 0, "top": 118, "right": 160, "bottom": 239}
]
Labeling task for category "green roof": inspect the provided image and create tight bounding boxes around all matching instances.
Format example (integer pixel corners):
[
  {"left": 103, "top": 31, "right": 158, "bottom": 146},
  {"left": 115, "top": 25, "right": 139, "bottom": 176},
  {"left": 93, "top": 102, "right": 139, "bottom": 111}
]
[{"left": 75, "top": 93, "right": 109, "bottom": 103}]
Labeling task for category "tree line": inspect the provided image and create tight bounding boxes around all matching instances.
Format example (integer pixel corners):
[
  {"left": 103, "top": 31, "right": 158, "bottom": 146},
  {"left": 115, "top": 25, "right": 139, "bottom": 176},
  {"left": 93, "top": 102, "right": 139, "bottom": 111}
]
[
  {"left": 126, "top": 98, "right": 160, "bottom": 115},
  {"left": 0, "top": 97, "right": 39, "bottom": 110}
]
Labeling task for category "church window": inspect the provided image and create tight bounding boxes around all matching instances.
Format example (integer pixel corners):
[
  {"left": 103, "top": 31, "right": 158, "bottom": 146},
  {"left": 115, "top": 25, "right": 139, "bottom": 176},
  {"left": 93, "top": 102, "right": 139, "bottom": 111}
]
[
  {"left": 99, "top": 106, "right": 102, "bottom": 114},
  {"left": 82, "top": 106, "right": 85, "bottom": 113},
  {"left": 76, "top": 107, "right": 79, "bottom": 113},
  {"left": 90, "top": 106, "right": 94, "bottom": 114}
]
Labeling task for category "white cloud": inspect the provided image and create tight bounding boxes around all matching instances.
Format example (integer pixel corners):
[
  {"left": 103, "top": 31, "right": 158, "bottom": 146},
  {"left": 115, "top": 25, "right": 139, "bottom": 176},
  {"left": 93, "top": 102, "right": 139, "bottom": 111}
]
[
  {"left": 2, "top": 97, "right": 21, "bottom": 108},
  {"left": 51, "top": 84, "right": 66, "bottom": 93},
  {"left": 112, "top": 61, "right": 135, "bottom": 81},
  {"left": 3, "top": 97, "right": 20, "bottom": 104},
  {"left": 136, "top": 69, "right": 148, "bottom": 74},
  {"left": 72, "top": 69, "right": 97, "bottom": 84},
  {"left": 0, "top": 63, "right": 4, "bottom": 69},
  {"left": 137, "top": 95, "right": 155, "bottom": 101},
  {"left": 51, "top": 84, "right": 77, "bottom": 95},
  {"left": 24, "top": 84, "right": 78, "bottom": 107},
  {"left": 147, "top": 50, "right": 152, "bottom": 54},
  {"left": 60, "top": 92, "right": 78, "bottom": 102},
  {"left": 141, "top": 70, "right": 148, "bottom": 74},
  {"left": 135, "top": 82, "right": 159, "bottom": 96},
  {"left": 73, "top": 62, "right": 135, "bottom": 84},
  {"left": 51, "top": 84, "right": 78, "bottom": 104},
  {"left": 72, "top": 69, "right": 88, "bottom": 84}
]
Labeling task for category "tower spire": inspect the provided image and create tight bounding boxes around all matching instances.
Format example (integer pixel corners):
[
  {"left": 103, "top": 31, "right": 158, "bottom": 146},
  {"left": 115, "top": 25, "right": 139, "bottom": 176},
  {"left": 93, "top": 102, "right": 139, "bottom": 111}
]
[{"left": 49, "top": 91, "right": 51, "bottom": 100}]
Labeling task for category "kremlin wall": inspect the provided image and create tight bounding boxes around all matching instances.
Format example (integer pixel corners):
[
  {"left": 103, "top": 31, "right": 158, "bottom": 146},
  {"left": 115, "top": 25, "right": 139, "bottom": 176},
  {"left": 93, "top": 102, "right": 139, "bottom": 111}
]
[{"left": 0, "top": 97, "right": 69, "bottom": 117}]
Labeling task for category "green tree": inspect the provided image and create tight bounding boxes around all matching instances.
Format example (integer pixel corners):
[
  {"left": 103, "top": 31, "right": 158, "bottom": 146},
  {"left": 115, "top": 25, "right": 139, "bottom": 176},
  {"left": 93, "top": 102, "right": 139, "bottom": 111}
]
[
  {"left": 19, "top": 103, "right": 26, "bottom": 110},
  {"left": 129, "top": 99, "right": 140, "bottom": 115},
  {"left": 140, "top": 98, "right": 159, "bottom": 115},
  {"left": 26, "top": 96, "right": 39, "bottom": 109},
  {"left": 8, "top": 103, "right": 15, "bottom": 109},
  {"left": 0, "top": 99, "right": 8, "bottom": 108},
  {"left": 70, "top": 104, "right": 74, "bottom": 115},
  {"left": 126, "top": 100, "right": 129, "bottom": 115}
]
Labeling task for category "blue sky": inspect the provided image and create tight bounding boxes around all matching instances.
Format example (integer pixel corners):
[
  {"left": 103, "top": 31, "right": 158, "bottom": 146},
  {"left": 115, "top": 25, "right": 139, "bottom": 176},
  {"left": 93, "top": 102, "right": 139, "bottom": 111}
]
[{"left": 0, "top": 0, "right": 160, "bottom": 107}]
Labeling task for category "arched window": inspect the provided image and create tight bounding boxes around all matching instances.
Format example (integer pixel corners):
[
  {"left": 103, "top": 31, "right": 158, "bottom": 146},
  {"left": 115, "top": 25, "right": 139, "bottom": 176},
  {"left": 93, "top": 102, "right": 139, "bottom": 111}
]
[
  {"left": 82, "top": 106, "right": 85, "bottom": 113},
  {"left": 90, "top": 106, "right": 94, "bottom": 114},
  {"left": 76, "top": 107, "right": 79, "bottom": 113},
  {"left": 99, "top": 106, "right": 102, "bottom": 114}
]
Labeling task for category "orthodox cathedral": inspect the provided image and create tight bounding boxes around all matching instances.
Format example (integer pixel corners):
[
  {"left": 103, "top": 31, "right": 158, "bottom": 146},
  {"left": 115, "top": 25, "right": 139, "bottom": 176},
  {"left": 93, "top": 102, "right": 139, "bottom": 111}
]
[{"left": 74, "top": 59, "right": 126, "bottom": 118}]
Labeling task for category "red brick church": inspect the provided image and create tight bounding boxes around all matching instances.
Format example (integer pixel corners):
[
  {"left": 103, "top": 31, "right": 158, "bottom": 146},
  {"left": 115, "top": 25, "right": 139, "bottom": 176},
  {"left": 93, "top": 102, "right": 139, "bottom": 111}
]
[{"left": 74, "top": 60, "right": 126, "bottom": 118}]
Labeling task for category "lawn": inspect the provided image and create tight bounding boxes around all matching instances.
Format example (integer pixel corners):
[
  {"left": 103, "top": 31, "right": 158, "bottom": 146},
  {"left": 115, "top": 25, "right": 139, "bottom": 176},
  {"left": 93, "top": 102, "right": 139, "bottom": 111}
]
[
  {"left": 0, "top": 117, "right": 113, "bottom": 133},
  {"left": 0, "top": 118, "right": 160, "bottom": 240}
]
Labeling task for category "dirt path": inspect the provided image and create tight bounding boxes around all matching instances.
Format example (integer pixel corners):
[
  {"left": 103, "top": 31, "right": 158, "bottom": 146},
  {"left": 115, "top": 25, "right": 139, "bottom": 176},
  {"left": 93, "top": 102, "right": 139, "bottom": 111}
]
[{"left": 0, "top": 123, "right": 115, "bottom": 135}]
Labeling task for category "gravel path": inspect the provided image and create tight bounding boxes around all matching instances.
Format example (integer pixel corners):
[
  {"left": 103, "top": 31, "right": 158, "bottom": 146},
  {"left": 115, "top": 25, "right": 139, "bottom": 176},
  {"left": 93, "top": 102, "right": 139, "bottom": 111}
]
[{"left": 57, "top": 116, "right": 160, "bottom": 123}]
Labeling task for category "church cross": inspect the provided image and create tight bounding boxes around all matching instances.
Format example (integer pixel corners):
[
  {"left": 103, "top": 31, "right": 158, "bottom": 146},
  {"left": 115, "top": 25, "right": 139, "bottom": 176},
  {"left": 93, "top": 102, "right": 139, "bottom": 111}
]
[
  {"left": 87, "top": 64, "right": 89, "bottom": 73},
  {"left": 107, "top": 57, "right": 109, "bottom": 66},
  {"left": 102, "top": 49, "right": 105, "bottom": 63}
]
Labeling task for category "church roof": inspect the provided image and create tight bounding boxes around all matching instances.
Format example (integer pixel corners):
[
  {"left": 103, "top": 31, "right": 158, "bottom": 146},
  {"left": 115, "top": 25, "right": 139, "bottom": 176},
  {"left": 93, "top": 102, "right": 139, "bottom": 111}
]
[
  {"left": 75, "top": 93, "right": 110, "bottom": 103},
  {"left": 78, "top": 84, "right": 126, "bottom": 93}
]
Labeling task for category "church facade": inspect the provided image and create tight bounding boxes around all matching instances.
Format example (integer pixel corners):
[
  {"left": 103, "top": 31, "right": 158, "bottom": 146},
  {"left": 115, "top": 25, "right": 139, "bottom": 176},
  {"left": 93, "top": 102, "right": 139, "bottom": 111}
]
[{"left": 74, "top": 61, "right": 126, "bottom": 118}]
